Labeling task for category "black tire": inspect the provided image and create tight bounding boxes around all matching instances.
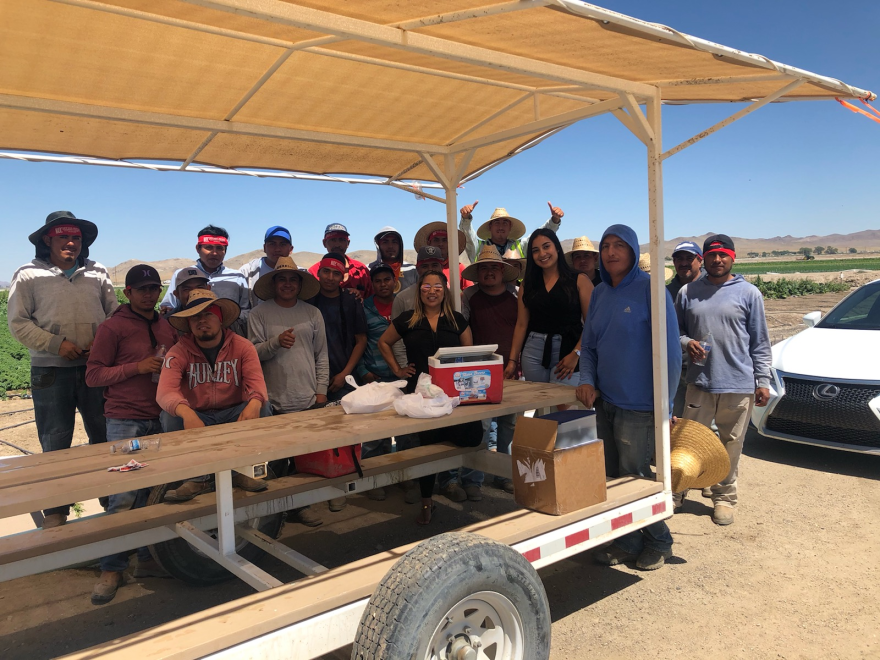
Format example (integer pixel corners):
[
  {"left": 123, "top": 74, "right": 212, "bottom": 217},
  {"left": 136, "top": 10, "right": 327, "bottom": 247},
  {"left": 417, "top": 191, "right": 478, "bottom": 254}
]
[
  {"left": 352, "top": 532, "right": 550, "bottom": 660},
  {"left": 146, "top": 471, "right": 284, "bottom": 586}
]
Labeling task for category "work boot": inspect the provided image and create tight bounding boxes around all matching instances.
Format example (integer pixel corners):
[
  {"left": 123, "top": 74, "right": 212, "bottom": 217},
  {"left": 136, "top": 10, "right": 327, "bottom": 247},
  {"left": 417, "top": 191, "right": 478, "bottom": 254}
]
[
  {"left": 440, "top": 482, "right": 467, "bottom": 503},
  {"left": 366, "top": 487, "right": 386, "bottom": 501},
  {"left": 287, "top": 506, "right": 323, "bottom": 527},
  {"left": 712, "top": 504, "right": 735, "bottom": 526},
  {"left": 403, "top": 484, "right": 420, "bottom": 504},
  {"left": 463, "top": 484, "right": 483, "bottom": 502},
  {"left": 41, "top": 513, "right": 67, "bottom": 529},
  {"left": 702, "top": 487, "right": 714, "bottom": 498},
  {"left": 164, "top": 480, "right": 214, "bottom": 502},
  {"left": 133, "top": 558, "right": 170, "bottom": 578},
  {"left": 636, "top": 547, "right": 673, "bottom": 571},
  {"left": 232, "top": 473, "right": 268, "bottom": 492},
  {"left": 593, "top": 544, "right": 638, "bottom": 566},
  {"left": 672, "top": 491, "right": 686, "bottom": 512},
  {"left": 494, "top": 478, "right": 515, "bottom": 494},
  {"left": 91, "top": 571, "right": 125, "bottom": 605},
  {"left": 329, "top": 497, "right": 347, "bottom": 512}
]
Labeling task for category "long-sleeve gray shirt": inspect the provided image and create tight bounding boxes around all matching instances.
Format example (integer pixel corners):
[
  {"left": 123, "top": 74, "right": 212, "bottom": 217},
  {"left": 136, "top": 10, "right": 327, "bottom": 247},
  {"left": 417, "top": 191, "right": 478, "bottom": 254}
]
[
  {"left": 248, "top": 299, "right": 329, "bottom": 413},
  {"left": 459, "top": 215, "right": 561, "bottom": 263},
  {"left": 675, "top": 274, "right": 771, "bottom": 393}
]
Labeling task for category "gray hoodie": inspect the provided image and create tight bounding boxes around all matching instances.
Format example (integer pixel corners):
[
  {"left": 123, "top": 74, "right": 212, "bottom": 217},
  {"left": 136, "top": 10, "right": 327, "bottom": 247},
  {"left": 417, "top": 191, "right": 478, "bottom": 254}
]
[
  {"left": 8, "top": 258, "right": 118, "bottom": 367},
  {"left": 368, "top": 226, "right": 417, "bottom": 291}
]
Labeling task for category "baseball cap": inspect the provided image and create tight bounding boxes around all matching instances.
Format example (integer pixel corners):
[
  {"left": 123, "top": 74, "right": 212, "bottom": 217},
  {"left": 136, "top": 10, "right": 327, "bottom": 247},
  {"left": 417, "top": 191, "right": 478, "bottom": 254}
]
[
  {"left": 323, "top": 223, "right": 349, "bottom": 236},
  {"left": 174, "top": 267, "right": 209, "bottom": 289},
  {"left": 125, "top": 264, "right": 161, "bottom": 288},
  {"left": 264, "top": 225, "right": 292, "bottom": 243},
  {"left": 672, "top": 241, "right": 703, "bottom": 259},
  {"left": 416, "top": 245, "right": 444, "bottom": 264},
  {"left": 370, "top": 263, "right": 395, "bottom": 279},
  {"left": 703, "top": 234, "right": 735, "bottom": 255}
]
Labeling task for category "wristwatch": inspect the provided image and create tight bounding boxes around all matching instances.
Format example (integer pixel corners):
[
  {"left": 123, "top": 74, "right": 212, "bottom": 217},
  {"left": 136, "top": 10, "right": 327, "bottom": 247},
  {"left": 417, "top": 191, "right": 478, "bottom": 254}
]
[{"left": 575, "top": 349, "right": 581, "bottom": 357}]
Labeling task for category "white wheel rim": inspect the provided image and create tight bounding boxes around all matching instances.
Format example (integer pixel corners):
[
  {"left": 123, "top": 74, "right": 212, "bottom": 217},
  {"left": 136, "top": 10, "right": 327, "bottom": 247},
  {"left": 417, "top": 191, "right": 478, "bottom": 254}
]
[{"left": 424, "top": 590, "right": 525, "bottom": 660}]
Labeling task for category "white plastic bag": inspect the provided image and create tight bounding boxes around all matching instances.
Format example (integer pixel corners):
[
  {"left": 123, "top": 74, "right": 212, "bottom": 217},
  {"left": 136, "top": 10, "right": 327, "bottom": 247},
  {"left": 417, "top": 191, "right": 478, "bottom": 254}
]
[
  {"left": 393, "top": 374, "right": 460, "bottom": 418},
  {"left": 340, "top": 375, "right": 408, "bottom": 414}
]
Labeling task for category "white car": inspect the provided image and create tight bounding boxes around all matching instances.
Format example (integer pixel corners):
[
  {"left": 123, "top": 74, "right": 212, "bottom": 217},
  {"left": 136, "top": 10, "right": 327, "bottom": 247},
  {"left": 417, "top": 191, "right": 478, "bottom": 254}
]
[{"left": 751, "top": 279, "right": 880, "bottom": 454}]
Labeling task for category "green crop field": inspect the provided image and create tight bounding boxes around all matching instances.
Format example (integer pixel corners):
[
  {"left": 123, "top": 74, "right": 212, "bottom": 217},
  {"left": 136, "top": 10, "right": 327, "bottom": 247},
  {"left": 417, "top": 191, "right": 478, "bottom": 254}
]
[{"left": 731, "top": 258, "right": 880, "bottom": 275}]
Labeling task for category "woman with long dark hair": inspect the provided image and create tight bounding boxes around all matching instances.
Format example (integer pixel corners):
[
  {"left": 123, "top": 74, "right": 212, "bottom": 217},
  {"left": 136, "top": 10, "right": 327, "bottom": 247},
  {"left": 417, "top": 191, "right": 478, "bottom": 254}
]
[
  {"left": 505, "top": 228, "right": 593, "bottom": 384},
  {"left": 377, "top": 271, "right": 482, "bottom": 524}
]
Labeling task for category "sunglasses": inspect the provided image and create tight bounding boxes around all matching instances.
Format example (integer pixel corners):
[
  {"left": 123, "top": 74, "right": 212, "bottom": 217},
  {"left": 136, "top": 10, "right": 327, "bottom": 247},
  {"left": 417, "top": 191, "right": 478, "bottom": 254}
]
[{"left": 420, "top": 284, "right": 445, "bottom": 291}]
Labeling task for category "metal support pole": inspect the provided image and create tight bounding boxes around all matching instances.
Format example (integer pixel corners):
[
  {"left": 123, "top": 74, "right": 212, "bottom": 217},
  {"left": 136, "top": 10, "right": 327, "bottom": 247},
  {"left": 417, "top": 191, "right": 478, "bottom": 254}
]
[
  {"left": 215, "top": 470, "right": 236, "bottom": 555},
  {"left": 645, "top": 89, "right": 671, "bottom": 494},
  {"left": 444, "top": 156, "right": 462, "bottom": 310}
]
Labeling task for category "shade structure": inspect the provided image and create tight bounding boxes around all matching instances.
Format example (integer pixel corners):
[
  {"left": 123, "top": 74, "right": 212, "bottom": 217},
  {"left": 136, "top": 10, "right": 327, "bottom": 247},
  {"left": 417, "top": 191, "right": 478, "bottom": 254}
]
[{"left": 0, "top": 0, "right": 873, "bottom": 182}]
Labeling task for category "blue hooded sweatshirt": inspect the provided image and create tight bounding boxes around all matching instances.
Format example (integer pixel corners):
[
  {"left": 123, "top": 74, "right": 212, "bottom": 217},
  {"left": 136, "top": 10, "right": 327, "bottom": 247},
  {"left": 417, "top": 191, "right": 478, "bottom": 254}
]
[{"left": 578, "top": 224, "right": 681, "bottom": 412}]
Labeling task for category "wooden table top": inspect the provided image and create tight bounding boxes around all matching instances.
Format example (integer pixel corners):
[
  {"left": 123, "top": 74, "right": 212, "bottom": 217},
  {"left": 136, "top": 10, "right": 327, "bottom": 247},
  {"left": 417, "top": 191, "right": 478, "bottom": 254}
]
[{"left": 0, "top": 380, "right": 576, "bottom": 519}]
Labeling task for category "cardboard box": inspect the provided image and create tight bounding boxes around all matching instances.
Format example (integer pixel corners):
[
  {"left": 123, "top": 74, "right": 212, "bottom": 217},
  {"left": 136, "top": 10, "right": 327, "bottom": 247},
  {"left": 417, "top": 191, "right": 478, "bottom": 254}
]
[
  {"left": 511, "top": 411, "right": 606, "bottom": 515},
  {"left": 428, "top": 344, "right": 503, "bottom": 404}
]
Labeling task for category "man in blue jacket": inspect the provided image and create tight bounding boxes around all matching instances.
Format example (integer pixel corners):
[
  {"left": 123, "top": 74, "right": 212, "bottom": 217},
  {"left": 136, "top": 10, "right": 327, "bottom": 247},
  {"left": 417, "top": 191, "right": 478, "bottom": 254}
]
[{"left": 576, "top": 224, "right": 681, "bottom": 571}]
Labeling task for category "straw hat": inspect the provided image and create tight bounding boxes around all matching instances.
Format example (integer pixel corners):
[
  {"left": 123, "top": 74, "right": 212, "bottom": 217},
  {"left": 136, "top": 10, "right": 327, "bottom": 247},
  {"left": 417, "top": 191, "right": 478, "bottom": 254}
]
[
  {"left": 462, "top": 244, "right": 520, "bottom": 283},
  {"left": 170, "top": 290, "right": 241, "bottom": 332},
  {"left": 253, "top": 256, "right": 320, "bottom": 301},
  {"left": 413, "top": 221, "right": 467, "bottom": 255},
  {"left": 564, "top": 235, "right": 598, "bottom": 267},
  {"left": 501, "top": 246, "right": 526, "bottom": 277},
  {"left": 670, "top": 419, "right": 731, "bottom": 493},
  {"left": 476, "top": 207, "right": 527, "bottom": 242},
  {"left": 638, "top": 253, "right": 674, "bottom": 281}
]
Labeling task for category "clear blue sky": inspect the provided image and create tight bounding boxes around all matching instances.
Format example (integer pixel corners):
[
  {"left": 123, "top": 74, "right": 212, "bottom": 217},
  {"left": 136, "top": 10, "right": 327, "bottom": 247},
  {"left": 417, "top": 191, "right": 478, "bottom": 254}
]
[{"left": 2, "top": 0, "right": 878, "bottom": 282}]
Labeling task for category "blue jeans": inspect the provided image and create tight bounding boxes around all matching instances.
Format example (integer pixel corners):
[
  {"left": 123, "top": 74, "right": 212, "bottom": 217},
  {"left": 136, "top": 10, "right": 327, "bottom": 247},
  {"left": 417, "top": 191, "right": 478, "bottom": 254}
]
[
  {"left": 521, "top": 332, "right": 578, "bottom": 386},
  {"left": 31, "top": 365, "right": 107, "bottom": 517},
  {"left": 596, "top": 399, "right": 673, "bottom": 554},
  {"left": 100, "top": 418, "right": 162, "bottom": 572}
]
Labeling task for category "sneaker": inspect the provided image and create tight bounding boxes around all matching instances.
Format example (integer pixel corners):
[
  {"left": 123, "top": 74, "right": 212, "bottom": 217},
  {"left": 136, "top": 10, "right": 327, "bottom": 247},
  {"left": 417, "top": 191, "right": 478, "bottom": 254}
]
[
  {"left": 672, "top": 491, "right": 686, "bottom": 512},
  {"left": 232, "top": 473, "right": 268, "bottom": 492},
  {"left": 636, "top": 547, "right": 673, "bottom": 571},
  {"left": 403, "top": 485, "right": 421, "bottom": 505},
  {"left": 133, "top": 558, "right": 170, "bottom": 579},
  {"left": 164, "top": 480, "right": 214, "bottom": 502},
  {"left": 91, "top": 571, "right": 125, "bottom": 605},
  {"left": 329, "top": 497, "right": 348, "bottom": 512},
  {"left": 440, "top": 483, "right": 467, "bottom": 503},
  {"left": 41, "top": 513, "right": 67, "bottom": 529},
  {"left": 288, "top": 506, "right": 323, "bottom": 527},
  {"left": 702, "top": 487, "right": 714, "bottom": 498},
  {"left": 463, "top": 484, "right": 483, "bottom": 502},
  {"left": 593, "top": 544, "right": 639, "bottom": 566},
  {"left": 712, "top": 505, "right": 734, "bottom": 526},
  {"left": 365, "top": 488, "right": 386, "bottom": 501}
]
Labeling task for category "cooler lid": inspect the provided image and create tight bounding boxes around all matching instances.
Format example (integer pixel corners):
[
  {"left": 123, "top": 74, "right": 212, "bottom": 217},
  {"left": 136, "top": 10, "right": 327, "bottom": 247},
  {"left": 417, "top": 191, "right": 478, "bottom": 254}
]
[{"left": 433, "top": 344, "right": 498, "bottom": 358}]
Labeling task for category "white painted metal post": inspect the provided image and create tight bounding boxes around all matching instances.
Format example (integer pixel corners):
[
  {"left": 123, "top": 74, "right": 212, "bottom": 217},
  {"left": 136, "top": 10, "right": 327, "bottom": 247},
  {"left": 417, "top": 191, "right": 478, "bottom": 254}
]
[
  {"left": 444, "top": 156, "right": 462, "bottom": 311},
  {"left": 645, "top": 89, "right": 672, "bottom": 494},
  {"left": 215, "top": 470, "right": 237, "bottom": 555}
]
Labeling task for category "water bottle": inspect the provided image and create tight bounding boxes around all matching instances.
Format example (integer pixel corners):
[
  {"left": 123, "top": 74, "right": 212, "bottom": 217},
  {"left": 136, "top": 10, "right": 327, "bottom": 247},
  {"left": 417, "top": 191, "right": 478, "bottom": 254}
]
[
  {"left": 151, "top": 344, "right": 167, "bottom": 383},
  {"left": 110, "top": 437, "right": 161, "bottom": 454},
  {"left": 693, "top": 332, "right": 713, "bottom": 367}
]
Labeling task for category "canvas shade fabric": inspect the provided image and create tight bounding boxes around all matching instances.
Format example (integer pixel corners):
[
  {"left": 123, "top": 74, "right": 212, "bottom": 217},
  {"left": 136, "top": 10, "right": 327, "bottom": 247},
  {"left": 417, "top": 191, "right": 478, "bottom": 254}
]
[{"left": 0, "top": 0, "right": 872, "bottom": 184}]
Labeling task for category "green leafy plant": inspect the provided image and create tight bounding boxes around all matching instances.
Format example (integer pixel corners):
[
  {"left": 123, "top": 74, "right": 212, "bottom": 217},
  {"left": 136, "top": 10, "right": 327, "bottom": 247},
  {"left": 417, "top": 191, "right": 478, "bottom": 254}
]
[
  {"left": 752, "top": 276, "right": 850, "bottom": 300},
  {"left": 0, "top": 291, "right": 31, "bottom": 395},
  {"left": 734, "top": 258, "right": 880, "bottom": 275}
]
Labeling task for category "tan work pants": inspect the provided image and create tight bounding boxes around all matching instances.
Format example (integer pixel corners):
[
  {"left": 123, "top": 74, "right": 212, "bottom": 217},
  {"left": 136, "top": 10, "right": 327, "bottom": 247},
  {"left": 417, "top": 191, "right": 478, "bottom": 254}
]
[{"left": 682, "top": 385, "right": 755, "bottom": 508}]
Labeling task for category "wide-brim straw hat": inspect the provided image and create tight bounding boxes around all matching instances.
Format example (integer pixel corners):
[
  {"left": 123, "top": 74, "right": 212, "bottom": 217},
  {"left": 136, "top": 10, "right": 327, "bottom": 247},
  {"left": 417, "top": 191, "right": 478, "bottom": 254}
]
[
  {"left": 253, "top": 256, "right": 320, "bottom": 301},
  {"left": 564, "top": 235, "right": 599, "bottom": 267},
  {"left": 29, "top": 210, "right": 98, "bottom": 249},
  {"left": 476, "top": 207, "right": 527, "bottom": 241},
  {"left": 413, "top": 221, "right": 467, "bottom": 255},
  {"left": 501, "top": 247, "right": 526, "bottom": 278},
  {"left": 170, "top": 290, "right": 241, "bottom": 332},
  {"left": 670, "top": 419, "right": 731, "bottom": 493},
  {"left": 638, "top": 253, "right": 674, "bottom": 281},
  {"left": 462, "top": 244, "right": 520, "bottom": 283}
]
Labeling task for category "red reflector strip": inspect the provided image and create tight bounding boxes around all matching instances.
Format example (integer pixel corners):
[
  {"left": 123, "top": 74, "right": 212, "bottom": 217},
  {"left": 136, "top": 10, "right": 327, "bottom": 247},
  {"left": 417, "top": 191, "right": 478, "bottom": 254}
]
[
  {"left": 611, "top": 512, "right": 633, "bottom": 530},
  {"left": 565, "top": 529, "right": 590, "bottom": 548},
  {"left": 522, "top": 548, "right": 541, "bottom": 563},
  {"left": 652, "top": 502, "right": 666, "bottom": 516}
]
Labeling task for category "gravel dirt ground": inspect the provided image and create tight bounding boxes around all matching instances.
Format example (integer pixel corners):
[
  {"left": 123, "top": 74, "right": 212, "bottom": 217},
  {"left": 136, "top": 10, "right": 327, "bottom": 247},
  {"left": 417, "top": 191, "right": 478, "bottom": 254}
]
[{"left": 1, "top": 289, "right": 878, "bottom": 659}]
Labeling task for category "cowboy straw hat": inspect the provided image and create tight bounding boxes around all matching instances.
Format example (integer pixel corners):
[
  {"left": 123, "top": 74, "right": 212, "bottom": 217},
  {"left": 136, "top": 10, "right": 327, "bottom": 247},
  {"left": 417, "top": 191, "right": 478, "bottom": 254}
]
[
  {"left": 169, "top": 289, "right": 241, "bottom": 332},
  {"left": 501, "top": 246, "right": 526, "bottom": 277},
  {"left": 462, "top": 244, "right": 520, "bottom": 283},
  {"left": 29, "top": 210, "right": 98, "bottom": 249},
  {"left": 476, "top": 207, "right": 527, "bottom": 242},
  {"left": 670, "top": 419, "right": 731, "bottom": 493},
  {"left": 253, "top": 256, "right": 320, "bottom": 301},
  {"left": 413, "top": 221, "right": 467, "bottom": 255},
  {"left": 638, "top": 253, "right": 674, "bottom": 281},
  {"left": 564, "top": 235, "right": 599, "bottom": 267}
]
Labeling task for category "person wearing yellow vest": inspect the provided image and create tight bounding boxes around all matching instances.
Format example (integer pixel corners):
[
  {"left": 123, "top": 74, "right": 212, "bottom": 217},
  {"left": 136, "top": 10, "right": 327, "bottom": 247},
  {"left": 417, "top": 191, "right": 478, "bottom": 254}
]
[{"left": 458, "top": 201, "right": 565, "bottom": 263}]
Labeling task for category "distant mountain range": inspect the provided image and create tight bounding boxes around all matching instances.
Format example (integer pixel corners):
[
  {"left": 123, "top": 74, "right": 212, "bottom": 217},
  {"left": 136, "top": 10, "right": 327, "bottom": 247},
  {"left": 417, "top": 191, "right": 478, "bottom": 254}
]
[{"left": 108, "top": 229, "right": 879, "bottom": 283}]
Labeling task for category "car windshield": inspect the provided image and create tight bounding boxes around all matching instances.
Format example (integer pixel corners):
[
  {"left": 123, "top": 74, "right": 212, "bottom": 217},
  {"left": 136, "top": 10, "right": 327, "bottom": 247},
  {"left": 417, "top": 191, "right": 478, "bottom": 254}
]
[{"left": 817, "top": 282, "right": 880, "bottom": 330}]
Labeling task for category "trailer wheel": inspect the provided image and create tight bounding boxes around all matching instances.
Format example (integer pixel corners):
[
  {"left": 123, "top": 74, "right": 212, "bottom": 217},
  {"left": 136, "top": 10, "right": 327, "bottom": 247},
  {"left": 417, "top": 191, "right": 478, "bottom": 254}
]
[
  {"left": 145, "top": 472, "right": 284, "bottom": 586},
  {"left": 352, "top": 532, "right": 550, "bottom": 660}
]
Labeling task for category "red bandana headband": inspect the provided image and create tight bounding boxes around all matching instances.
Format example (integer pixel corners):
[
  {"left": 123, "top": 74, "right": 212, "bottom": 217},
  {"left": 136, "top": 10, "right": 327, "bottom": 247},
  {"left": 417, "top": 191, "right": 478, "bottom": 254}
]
[
  {"left": 319, "top": 257, "right": 346, "bottom": 274},
  {"left": 427, "top": 230, "right": 448, "bottom": 243},
  {"left": 206, "top": 304, "right": 223, "bottom": 322},
  {"left": 198, "top": 235, "right": 229, "bottom": 246},
  {"left": 324, "top": 231, "right": 349, "bottom": 241},
  {"left": 705, "top": 247, "right": 736, "bottom": 261},
  {"left": 50, "top": 225, "right": 82, "bottom": 237}
]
